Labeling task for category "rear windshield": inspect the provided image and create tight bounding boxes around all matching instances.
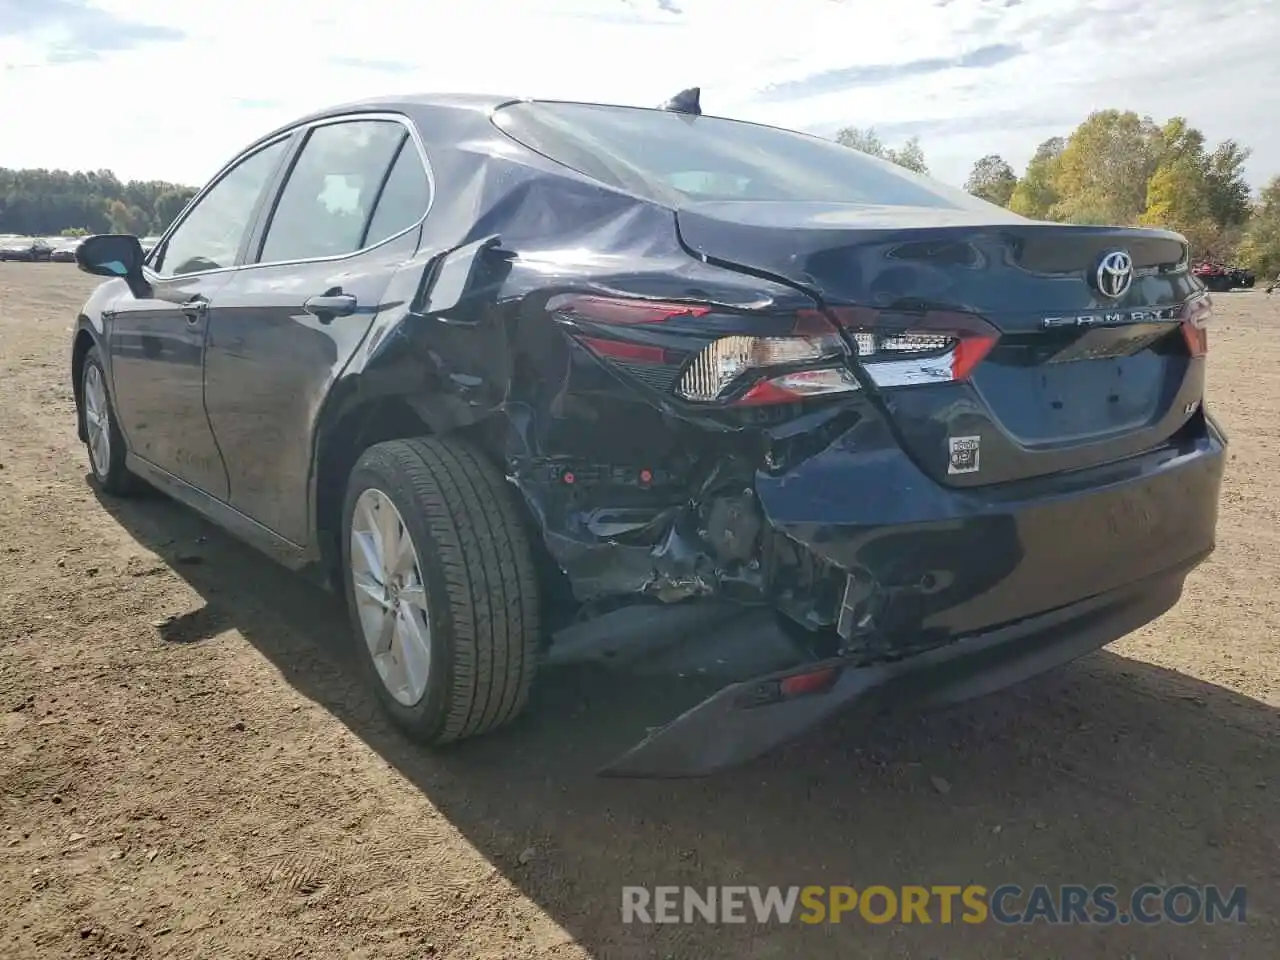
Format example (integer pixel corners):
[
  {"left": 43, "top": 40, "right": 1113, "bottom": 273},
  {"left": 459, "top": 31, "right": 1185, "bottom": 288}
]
[{"left": 492, "top": 101, "right": 987, "bottom": 211}]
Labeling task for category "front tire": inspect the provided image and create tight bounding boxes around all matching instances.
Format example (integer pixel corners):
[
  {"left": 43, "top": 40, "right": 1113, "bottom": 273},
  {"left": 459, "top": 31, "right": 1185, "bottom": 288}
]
[
  {"left": 80, "top": 347, "right": 137, "bottom": 495},
  {"left": 341, "top": 437, "right": 541, "bottom": 745}
]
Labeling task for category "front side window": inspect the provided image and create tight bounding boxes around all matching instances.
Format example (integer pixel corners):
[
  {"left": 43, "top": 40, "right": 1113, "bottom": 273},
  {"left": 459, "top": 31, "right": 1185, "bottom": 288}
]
[
  {"left": 258, "top": 119, "right": 408, "bottom": 264},
  {"left": 154, "top": 138, "right": 288, "bottom": 276}
]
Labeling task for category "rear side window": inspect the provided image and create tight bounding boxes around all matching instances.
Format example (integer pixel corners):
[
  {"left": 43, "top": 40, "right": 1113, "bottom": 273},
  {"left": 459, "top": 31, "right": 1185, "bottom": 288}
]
[
  {"left": 363, "top": 138, "right": 431, "bottom": 248},
  {"left": 258, "top": 119, "right": 408, "bottom": 264},
  {"left": 493, "top": 101, "right": 989, "bottom": 211}
]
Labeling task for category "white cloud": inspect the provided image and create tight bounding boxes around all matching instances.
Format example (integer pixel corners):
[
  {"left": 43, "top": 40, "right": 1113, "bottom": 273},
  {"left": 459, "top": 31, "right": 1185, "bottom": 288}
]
[{"left": 1, "top": 0, "right": 1277, "bottom": 190}]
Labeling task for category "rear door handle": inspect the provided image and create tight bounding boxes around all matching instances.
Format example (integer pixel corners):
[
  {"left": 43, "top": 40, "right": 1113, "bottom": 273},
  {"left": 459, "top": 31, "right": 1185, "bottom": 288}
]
[
  {"left": 303, "top": 292, "right": 358, "bottom": 321},
  {"left": 181, "top": 296, "right": 208, "bottom": 323}
]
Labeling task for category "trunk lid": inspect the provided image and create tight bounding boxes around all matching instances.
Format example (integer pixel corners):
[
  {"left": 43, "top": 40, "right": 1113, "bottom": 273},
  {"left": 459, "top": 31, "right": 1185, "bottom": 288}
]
[{"left": 676, "top": 202, "right": 1204, "bottom": 487}]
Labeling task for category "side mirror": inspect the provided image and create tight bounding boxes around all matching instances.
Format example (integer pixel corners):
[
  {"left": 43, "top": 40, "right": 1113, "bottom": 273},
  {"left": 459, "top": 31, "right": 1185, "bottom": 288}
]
[{"left": 76, "top": 234, "right": 150, "bottom": 298}]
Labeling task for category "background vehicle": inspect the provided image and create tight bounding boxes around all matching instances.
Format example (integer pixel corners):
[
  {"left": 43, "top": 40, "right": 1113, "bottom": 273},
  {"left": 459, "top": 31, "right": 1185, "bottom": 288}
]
[
  {"left": 50, "top": 240, "right": 82, "bottom": 262},
  {"left": 1230, "top": 265, "right": 1256, "bottom": 288},
  {"left": 68, "top": 94, "right": 1226, "bottom": 776},
  {"left": 1193, "top": 260, "right": 1254, "bottom": 291},
  {"left": 1, "top": 238, "right": 52, "bottom": 262}
]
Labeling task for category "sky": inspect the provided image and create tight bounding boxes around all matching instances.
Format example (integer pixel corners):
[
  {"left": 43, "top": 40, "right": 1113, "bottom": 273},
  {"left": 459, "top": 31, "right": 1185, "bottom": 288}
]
[{"left": 2, "top": 0, "right": 1278, "bottom": 191}]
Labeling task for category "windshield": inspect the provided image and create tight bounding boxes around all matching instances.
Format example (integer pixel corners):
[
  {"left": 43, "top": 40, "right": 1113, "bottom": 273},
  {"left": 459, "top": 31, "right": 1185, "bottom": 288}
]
[{"left": 492, "top": 101, "right": 994, "bottom": 211}]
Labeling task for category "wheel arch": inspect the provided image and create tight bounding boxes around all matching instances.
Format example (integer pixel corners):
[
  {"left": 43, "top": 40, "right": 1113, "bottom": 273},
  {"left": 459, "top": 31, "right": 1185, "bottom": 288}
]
[
  {"left": 71, "top": 324, "right": 100, "bottom": 443},
  {"left": 308, "top": 381, "right": 574, "bottom": 623},
  {"left": 309, "top": 380, "right": 505, "bottom": 580}
]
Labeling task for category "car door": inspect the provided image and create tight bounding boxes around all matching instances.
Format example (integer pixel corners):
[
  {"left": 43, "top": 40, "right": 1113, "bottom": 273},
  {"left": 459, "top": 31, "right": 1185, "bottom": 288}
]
[
  {"left": 107, "top": 136, "right": 292, "bottom": 498},
  {"left": 203, "top": 116, "right": 433, "bottom": 546}
]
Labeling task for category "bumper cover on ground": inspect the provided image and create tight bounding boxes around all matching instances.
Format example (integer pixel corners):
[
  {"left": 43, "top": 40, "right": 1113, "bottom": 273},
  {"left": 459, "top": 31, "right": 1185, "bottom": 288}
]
[{"left": 599, "top": 557, "right": 1200, "bottom": 777}]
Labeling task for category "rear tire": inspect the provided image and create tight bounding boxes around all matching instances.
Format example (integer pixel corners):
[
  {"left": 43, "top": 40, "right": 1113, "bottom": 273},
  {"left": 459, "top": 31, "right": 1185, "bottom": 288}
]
[
  {"left": 341, "top": 437, "right": 541, "bottom": 744},
  {"left": 80, "top": 347, "right": 138, "bottom": 495}
]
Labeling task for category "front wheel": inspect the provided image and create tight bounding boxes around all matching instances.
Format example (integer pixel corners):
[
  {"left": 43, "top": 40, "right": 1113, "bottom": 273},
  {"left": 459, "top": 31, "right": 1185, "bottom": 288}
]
[
  {"left": 341, "top": 437, "right": 541, "bottom": 745},
  {"left": 80, "top": 347, "right": 137, "bottom": 494}
]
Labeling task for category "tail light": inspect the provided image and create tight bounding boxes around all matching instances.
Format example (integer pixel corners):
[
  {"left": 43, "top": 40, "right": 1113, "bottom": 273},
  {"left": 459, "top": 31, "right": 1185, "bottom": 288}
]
[
  {"left": 1181, "top": 293, "right": 1211, "bottom": 357},
  {"left": 548, "top": 295, "right": 711, "bottom": 326},
  {"left": 675, "top": 333, "right": 857, "bottom": 404},
  {"left": 551, "top": 294, "right": 861, "bottom": 407},
  {"left": 549, "top": 294, "right": 998, "bottom": 408},
  {"left": 822, "top": 306, "right": 999, "bottom": 387}
]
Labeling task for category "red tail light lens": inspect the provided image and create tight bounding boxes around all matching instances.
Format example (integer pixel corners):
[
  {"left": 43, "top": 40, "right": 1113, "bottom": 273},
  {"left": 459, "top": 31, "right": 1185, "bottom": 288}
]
[
  {"left": 820, "top": 306, "right": 999, "bottom": 386},
  {"left": 550, "top": 293, "right": 860, "bottom": 407},
  {"left": 549, "top": 294, "right": 997, "bottom": 408},
  {"left": 675, "top": 334, "right": 850, "bottom": 403},
  {"left": 549, "top": 295, "right": 711, "bottom": 325},
  {"left": 1180, "top": 293, "right": 1211, "bottom": 357},
  {"left": 735, "top": 368, "right": 862, "bottom": 405}
]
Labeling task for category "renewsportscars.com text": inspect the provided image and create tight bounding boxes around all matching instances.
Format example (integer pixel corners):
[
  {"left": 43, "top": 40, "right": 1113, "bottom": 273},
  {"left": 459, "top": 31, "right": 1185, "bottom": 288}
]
[{"left": 621, "top": 884, "right": 1247, "bottom": 926}]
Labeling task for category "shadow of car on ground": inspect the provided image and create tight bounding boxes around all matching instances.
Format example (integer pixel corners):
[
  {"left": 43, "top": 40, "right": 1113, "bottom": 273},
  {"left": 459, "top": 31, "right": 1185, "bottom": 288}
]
[{"left": 91, "top": 481, "right": 1279, "bottom": 958}]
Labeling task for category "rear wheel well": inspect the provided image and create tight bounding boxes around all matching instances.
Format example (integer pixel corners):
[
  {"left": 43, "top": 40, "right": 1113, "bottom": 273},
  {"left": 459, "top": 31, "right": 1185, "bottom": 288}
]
[
  {"left": 313, "top": 396, "right": 573, "bottom": 630},
  {"left": 315, "top": 397, "right": 433, "bottom": 570}
]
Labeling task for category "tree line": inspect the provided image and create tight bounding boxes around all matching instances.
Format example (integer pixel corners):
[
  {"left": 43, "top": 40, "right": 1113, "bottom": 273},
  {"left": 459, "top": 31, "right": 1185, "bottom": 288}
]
[
  {"left": 0, "top": 168, "right": 197, "bottom": 238},
  {"left": 838, "top": 109, "right": 1279, "bottom": 278}
]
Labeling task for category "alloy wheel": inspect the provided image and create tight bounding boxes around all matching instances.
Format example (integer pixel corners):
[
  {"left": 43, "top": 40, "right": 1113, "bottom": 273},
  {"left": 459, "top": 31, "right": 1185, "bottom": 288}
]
[
  {"left": 83, "top": 364, "right": 111, "bottom": 479},
  {"left": 348, "top": 487, "right": 433, "bottom": 706}
]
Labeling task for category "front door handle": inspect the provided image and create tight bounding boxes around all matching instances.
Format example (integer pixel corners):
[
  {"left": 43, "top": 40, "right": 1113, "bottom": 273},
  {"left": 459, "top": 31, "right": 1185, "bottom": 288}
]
[
  {"left": 303, "top": 291, "right": 358, "bottom": 322},
  {"left": 181, "top": 296, "right": 208, "bottom": 324}
]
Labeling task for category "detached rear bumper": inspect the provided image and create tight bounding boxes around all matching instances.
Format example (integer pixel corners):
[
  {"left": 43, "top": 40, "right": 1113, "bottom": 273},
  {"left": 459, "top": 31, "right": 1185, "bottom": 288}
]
[
  {"left": 601, "top": 556, "right": 1197, "bottom": 777},
  {"left": 600, "top": 412, "right": 1226, "bottom": 777}
]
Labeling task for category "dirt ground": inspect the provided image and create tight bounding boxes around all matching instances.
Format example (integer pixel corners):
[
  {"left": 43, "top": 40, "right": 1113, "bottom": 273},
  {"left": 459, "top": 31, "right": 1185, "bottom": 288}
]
[{"left": 1, "top": 263, "right": 1277, "bottom": 959}]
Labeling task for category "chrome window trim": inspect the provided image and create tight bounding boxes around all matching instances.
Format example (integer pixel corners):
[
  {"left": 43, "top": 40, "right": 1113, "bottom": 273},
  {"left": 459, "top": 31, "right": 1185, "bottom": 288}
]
[{"left": 145, "top": 111, "right": 436, "bottom": 281}]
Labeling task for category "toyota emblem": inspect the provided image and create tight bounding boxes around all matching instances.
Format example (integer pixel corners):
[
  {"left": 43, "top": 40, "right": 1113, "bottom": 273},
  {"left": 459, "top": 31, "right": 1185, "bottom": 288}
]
[{"left": 1095, "top": 250, "right": 1134, "bottom": 299}]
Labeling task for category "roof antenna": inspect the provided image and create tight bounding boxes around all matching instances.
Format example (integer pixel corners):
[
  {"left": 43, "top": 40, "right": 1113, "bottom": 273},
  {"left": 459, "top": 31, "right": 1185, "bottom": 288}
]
[{"left": 660, "top": 87, "right": 701, "bottom": 116}]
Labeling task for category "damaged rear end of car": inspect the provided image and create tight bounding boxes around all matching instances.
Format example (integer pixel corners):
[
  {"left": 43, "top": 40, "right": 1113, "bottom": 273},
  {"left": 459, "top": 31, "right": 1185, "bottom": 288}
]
[{"left": 380, "top": 98, "right": 1226, "bottom": 775}]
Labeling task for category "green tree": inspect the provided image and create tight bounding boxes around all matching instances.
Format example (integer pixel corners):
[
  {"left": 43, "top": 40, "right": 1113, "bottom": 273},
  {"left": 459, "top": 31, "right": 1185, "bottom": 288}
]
[
  {"left": 60, "top": 227, "right": 89, "bottom": 237},
  {"left": 1156, "top": 116, "right": 1206, "bottom": 165},
  {"left": 1138, "top": 117, "right": 1215, "bottom": 252},
  {"left": 1050, "top": 110, "right": 1163, "bottom": 225},
  {"left": 1135, "top": 119, "right": 1253, "bottom": 257},
  {"left": 835, "top": 126, "right": 886, "bottom": 157},
  {"left": 890, "top": 136, "right": 928, "bottom": 175},
  {"left": 154, "top": 188, "right": 195, "bottom": 232},
  {"left": 1238, "top": 176, "right": 1280, "bottom": 279},
  {"left": 1009, "top": 137, "right": 1065, "bottom": 219},
  {"left": 1140, "top": 158, "right": 1216, "bottom": 254},
  {"left": 835, "top": 126, "right": 929, "bottom": 174},
  {"left": 964, "top": 154, "right": 1017, "bottom": 206},
  {"left": 106, "top": 199, "right": 150, "bottom": 235},
  {"left": 0, "top": 166, "right": 197, "bottom": 236},
  {"left": 1203, "top": 140, "right": 1252, "bottom": 228}
]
